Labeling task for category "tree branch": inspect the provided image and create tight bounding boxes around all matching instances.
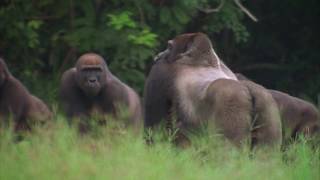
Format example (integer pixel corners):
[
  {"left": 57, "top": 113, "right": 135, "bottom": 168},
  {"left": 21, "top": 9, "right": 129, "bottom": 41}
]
[
  {"left": 233, "top": 0, "right": 258, "bottom": 22},
  {"left": 59, "top": 47, "right": 76, "bottom": 72},
  {"left": 198, "top": 0, "right": 225, "bottom": 13},
  {"left": 25, "top": 16, "right": 60, "bottom": 20},
  {"left": 135, "top": 2, "right": 145, "bottom": 25}
]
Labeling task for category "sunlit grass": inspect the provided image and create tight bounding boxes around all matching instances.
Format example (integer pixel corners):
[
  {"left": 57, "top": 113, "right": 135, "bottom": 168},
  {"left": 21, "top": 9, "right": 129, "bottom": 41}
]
[{"left": 0, "top": 115, "right": 319, "bottom": 180}]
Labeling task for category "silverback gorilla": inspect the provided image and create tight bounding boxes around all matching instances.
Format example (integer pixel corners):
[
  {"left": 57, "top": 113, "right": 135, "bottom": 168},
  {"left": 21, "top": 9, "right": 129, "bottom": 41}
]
[
  {"left": 144, "top": 33, "right": 282, "bottom": 148},
  {"left": 0, "top": 58, "right": 52, "bottom": 131},
  {"left": 59, "top": 53, "right": 142, "bottom": 132},
  {"left": 236, "top": 73, "right": 320, "bottom": 142}
]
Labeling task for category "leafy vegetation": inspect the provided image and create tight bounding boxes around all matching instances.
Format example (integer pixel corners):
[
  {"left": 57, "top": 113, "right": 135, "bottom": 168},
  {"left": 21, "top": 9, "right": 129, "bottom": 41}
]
[
  {"left": 1, "top": 0, "right": 319, "bottom": 102},
  {"left": 0, "top": 0, "right": 262, "bottom": 96}
]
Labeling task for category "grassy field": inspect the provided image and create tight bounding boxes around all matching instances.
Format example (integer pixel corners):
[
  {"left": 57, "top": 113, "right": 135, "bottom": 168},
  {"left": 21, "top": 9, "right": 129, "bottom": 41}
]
[{"left": 0, "top": 116, "right": 319, "bottom": 180}]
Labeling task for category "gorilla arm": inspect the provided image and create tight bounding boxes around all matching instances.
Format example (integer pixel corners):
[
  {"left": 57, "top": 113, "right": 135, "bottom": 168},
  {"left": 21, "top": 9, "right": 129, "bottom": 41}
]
[
  {"left": 59, "top": 68, "right": 88, "bottom": 119},
  {"left": 0, "top": 76, "right": 32, "bottom": 130},
  {"left": 101, "top": 75, "right": 143, "bottom": 129},
  {"left": 144, "top": 62, "right": 175, "bottom": 129},
  {"left": 26, "top": 95, "right": 52, "bottom": 126}
]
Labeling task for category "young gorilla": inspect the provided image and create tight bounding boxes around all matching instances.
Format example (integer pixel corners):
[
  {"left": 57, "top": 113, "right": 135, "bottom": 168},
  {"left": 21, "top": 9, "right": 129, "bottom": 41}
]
[
  {"left": 0, "top": 58, "right": 52, "bottom": 131},
  {"left": 236, "top": 73, "right": 320, "bottom": 142},
  {"left": 59, "top": 53, "right": 142, "bottom": 133},
  {"left": 144, "top": 33, "right": 282, "bottom": 148}
]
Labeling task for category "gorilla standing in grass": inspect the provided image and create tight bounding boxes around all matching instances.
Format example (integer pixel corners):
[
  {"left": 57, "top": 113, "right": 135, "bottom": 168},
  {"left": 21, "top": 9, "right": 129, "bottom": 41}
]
[
  {"left": 144, "top": 33, "right": 282, "bottom": 148},
  {"left": 59, "top": 53, "right": 142, "bottom": 133},
  {"left": 236, "top": 73, "right": 320, "bottom": 143},
  {"left": 0, "top": 58, "right": 52, "bottom": 131}
]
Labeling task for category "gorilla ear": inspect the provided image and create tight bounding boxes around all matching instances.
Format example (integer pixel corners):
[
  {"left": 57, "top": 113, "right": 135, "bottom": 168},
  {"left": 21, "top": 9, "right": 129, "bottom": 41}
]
[
  {"left": 185, "top": 38, "right": 195, "bottom": 51},
  {"left": 175, "top": 33, "right": 222, "bottom": 67},
  {"left": 166, "top": 33, "right": 197, "bottom": 63},
  {"left": 178, "top": 35, "right": 197, "bottom": 58}
]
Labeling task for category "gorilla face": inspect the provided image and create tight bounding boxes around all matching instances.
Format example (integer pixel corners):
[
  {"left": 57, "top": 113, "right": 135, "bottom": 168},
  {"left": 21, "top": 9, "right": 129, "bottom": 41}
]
[
  {"left": 76, "top": 66, "right": 105, "bottom": 97},
  {"left": 74, "top": 53, "right": 109, "bottom": 98}
]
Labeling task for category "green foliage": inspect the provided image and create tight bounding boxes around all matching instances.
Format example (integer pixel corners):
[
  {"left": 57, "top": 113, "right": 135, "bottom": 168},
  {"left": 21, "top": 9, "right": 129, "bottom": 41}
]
[
  {"left": 0, "top": 0, "right": 318, "bottom": 100},
  {"left": 108, "top": 11, "right": 137, "bottom": 30},
  {"left": 128, "top": 29, "right": 158, "bottom": 48},
  {"left": 0, "top": 0, "right": 251, "bottom": 95}
]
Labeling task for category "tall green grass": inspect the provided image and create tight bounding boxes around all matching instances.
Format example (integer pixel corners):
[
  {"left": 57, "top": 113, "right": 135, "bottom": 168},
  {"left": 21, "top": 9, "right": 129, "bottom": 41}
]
[{"left": 0, "top": 116, "right": 319, "bottom": 180}]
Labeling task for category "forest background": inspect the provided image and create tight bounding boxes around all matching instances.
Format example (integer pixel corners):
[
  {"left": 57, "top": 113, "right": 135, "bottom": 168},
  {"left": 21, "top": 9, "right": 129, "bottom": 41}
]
[{"left": 0, "top": 0, "right": 319, "bottom": 105}]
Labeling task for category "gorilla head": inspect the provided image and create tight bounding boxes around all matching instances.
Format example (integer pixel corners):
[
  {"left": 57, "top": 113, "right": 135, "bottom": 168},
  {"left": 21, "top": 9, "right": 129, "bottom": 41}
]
[
  {"left": 155, "top": 32, "right": 219, "bottom": 67},
  {"left": 75, "top": 53, "right": 108, "bottom": 97}
]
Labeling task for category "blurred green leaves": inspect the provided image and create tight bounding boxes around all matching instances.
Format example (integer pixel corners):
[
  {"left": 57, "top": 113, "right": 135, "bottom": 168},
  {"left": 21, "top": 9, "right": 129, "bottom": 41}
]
[
  {"left": 0, "top": 0, "right": 252, "bottom": 96},
  {"left": 108, "top": 11, "right": 137, "bottom": 30},
  {"left": 128, "top": 29, "right": 158, "bottom": 48}
]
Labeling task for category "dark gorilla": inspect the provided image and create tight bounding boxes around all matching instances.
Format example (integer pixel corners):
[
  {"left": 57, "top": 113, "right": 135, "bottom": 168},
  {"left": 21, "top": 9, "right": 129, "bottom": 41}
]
[
  {"left": 236, "top": 73, "right": 320, "bottom": 142},
  {"left": 0, "top": 58, "right": 52, "bottom": 131},
  {"left": 144, "top": 33, "right": 282, "bottom": 148},
  {"left": 59, "top": 53, "right": 142, "bottom": 132}
]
